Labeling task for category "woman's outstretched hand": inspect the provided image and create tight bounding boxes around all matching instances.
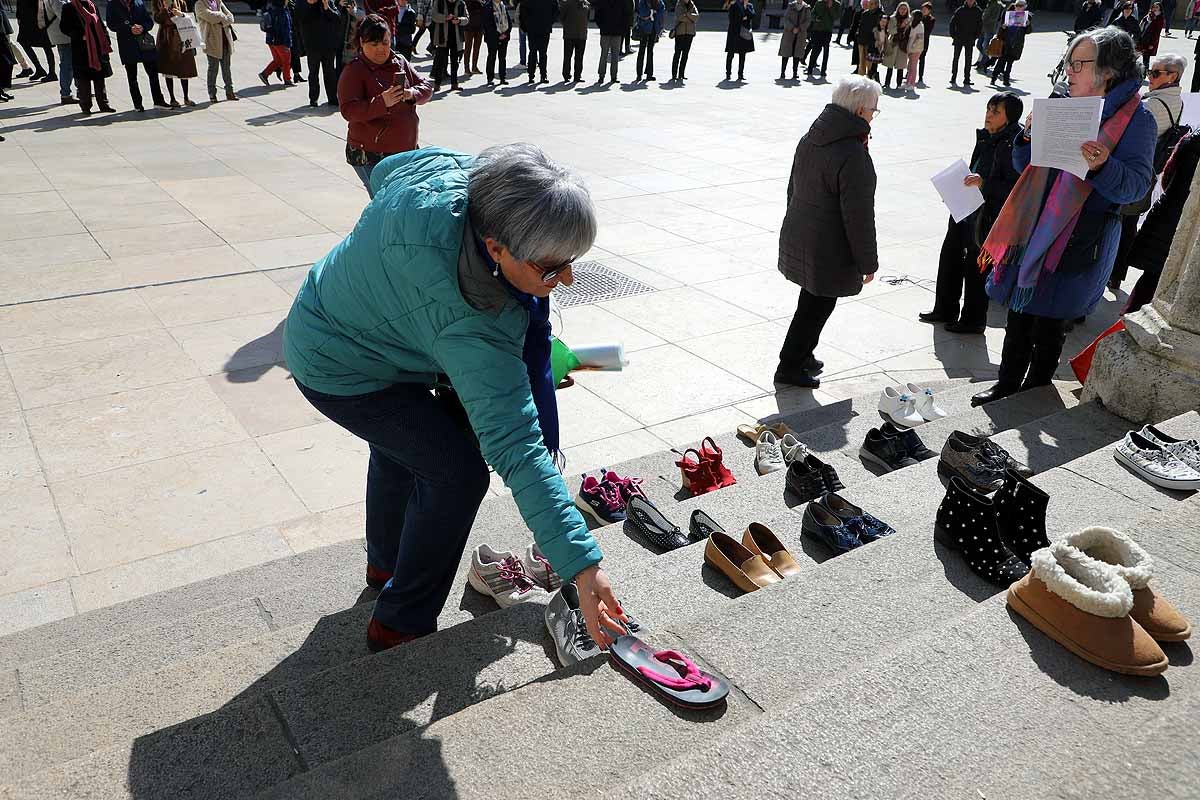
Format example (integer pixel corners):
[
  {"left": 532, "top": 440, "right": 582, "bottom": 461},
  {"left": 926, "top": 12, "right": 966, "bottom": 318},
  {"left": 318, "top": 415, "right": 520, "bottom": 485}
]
[{"left": 574, "top": 564, "right": 627, "bottom": 650}]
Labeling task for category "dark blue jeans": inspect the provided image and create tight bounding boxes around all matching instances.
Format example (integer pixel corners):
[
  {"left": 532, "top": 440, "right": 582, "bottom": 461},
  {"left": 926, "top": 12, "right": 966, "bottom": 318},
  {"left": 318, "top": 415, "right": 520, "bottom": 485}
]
[{"left": 297, "top": 380, "right": 491, "bottom": 634}]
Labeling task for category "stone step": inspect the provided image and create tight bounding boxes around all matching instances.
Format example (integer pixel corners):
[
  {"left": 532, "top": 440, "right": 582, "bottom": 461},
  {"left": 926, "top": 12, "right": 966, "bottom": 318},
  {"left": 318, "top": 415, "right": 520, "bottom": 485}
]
[
  {"left": 602, "top": 496, "right": 1200, "bottom": 800},
  {"left": 0, "top": 380, "right": 1069, "bottom": 718},
  {"left": 0, "top": 390, "right": 1112, "bottom": 794},
  {"left": 247, "top": 430, "right": 1200, "bottom": 800}
]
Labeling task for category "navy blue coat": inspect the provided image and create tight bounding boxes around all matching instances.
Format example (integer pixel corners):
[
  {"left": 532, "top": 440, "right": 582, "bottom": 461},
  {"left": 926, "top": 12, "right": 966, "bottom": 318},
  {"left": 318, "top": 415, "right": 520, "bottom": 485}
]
[
  {"left": 106, "top": 0, "right": 158, "bottom": 65},
  {"left": 987, "top": 79, "right": 1156, "bottom": 319}
]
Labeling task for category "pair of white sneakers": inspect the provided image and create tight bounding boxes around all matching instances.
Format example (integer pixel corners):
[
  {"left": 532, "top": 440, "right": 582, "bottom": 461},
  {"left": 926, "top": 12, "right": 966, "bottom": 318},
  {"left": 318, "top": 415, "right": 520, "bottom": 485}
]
[
  {"left": 754, "top": 430, "right": 810, "bottom": 475},
  {"left": 467, "top": 543, "right": 562, "bottom": 607},
  {"left": 1114, "top": 425, "right": 1200, "bottom": 491},
  {"left": 878, "top": 383, "right": 948, "bottom": 428}
]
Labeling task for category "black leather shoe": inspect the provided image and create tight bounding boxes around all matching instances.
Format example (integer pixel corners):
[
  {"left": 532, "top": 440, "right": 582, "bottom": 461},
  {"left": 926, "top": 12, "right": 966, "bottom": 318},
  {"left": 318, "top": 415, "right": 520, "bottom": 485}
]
[
  {"left": 625, "top": 496, "right": 690, "bottom": 552},
  {"left": 803, "top": 355, "right": 824, "bottom": 373},
  {"left": 785, "top": 457, "right": 827, "bottom": 503},
  {"left": 688, "top": 509, "right": 725, "bottom": 543},
  {"left": 880, "top": 421, "right": 936, "bottom": 461},
  {"left": 859, "top": 427, "right": 919, "bottom": 473},
  {"left": 774, "top": 368, "right": 820, "bottom": 389},
  {"left": 970, "top": 382, "right": 1019, "bottom": 407},
  {"left": 918, "top": 310, "right": 953, "bottom": 324},
  {"left": 944, "top": 320, "right": 986, "bottom": 334}
]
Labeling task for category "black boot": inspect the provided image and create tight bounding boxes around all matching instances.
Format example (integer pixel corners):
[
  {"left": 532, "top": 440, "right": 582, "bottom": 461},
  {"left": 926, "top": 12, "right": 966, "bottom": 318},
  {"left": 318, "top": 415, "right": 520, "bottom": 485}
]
[
  {"left": 934, "top": 476, "right": 1030, "bottom": 586},
  {"left": 992, "top": 469, "right": 1049, "bottom": 565}
]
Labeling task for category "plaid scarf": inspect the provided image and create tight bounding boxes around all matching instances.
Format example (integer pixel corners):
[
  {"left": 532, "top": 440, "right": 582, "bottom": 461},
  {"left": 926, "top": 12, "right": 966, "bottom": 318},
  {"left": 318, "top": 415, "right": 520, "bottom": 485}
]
[{"left": 979, "top": 93, "right": 1140, "bottom": 312}]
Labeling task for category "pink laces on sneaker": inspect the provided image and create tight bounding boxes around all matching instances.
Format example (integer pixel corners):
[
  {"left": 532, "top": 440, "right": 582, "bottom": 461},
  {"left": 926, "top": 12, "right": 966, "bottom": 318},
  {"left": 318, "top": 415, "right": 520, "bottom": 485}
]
[
  {"left": 637, "top": 650, "right": 712, "bottom": 692},
  {"left": 497, "top": 556, "right": 536, "bottom": 594},
  {"left": 582, "top": 475, "right": 625, "bottom": 513},
  {"left": 603, "top": 469, "right": 646, "bottom": 503}
]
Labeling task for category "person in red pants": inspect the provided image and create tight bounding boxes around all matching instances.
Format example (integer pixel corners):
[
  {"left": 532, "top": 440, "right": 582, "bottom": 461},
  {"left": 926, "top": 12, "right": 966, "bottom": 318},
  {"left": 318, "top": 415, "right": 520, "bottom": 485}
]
[{"left": 260, "top": 0, "right": 295, "bottom": 84}]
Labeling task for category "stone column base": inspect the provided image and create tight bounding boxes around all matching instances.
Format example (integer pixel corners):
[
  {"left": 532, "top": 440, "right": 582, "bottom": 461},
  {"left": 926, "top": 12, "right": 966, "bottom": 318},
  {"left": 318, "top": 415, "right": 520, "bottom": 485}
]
[{"left": 1083, "top": 328, "right": 1200, "bottom": 425}]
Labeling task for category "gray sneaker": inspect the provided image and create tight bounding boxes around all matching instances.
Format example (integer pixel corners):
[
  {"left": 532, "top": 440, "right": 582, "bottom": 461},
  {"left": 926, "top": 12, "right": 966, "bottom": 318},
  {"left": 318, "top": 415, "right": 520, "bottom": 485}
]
[
  {"left": 545, "top": 582, "right": 601, "bottom": 667},
  {"left": 938, "top": 431, "right": 1006, "bottom": 494}
]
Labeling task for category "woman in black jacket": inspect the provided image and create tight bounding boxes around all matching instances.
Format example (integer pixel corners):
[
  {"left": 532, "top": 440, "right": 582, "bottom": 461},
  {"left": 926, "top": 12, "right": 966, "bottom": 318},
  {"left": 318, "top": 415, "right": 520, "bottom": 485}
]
[
  {"left": 1124, "top": 131, "right": 1200, "bottom": 313},
  {"left": 921, "top": 92, "right": 1024, "bottom": 334},
  {"left": 776, "top": 76, "right": 881, "bottom": 388},
  {"left": 16, "top": 0, "right": 56, "bottom": 80},
  {"left": 298, "top": 0, "right": 343, "bottom": 105},
  {"left": 481, "top": 0, "right": 512, "bottom": 84},
  {"left": 106, "top": 0, "right": 167, "bottom": 110},
  {"left": 724, "top": 0, "right": 755, "bottom": 81},
  {"left": 854, "top": 0, "right": 880, "bottom": 74}
]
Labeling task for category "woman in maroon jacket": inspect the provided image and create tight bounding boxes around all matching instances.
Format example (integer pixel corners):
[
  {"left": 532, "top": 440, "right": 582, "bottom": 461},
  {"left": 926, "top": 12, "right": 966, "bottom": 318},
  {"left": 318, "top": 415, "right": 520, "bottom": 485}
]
[{"left": 338, "top": 13, "right": 434, "bottom": 196}]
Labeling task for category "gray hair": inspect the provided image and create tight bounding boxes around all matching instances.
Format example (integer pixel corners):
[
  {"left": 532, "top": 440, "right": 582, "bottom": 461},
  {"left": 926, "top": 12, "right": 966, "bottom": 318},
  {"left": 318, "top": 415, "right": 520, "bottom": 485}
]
[
  {"left": 1150, "top": 53, "right": 1188, "bottom": 77},
  {"left": 831, "top": 76, "right": 881, "bottom": 116},
  {"left": 1067, "top": 26, "right": 1143, "bottom": 91},
  {"left": 468, "top": 143, "right": 597, "bottom": 266}
]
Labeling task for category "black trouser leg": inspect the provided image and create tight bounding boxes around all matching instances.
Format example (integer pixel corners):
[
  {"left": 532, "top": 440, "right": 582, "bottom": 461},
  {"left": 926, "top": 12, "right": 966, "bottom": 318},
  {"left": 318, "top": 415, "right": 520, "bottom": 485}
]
[
  {"left": 307, "top": 52, "right": 321, "bottom": 102},
  {"left": 738, "top": 51, "right": 746, "bottom": 78},
  {"left": 644, "top": 39, "right": 654, "bottom": 76},
  {"left": 291, "top": 46, "right": 304, "bottom": 78},
  {"left": 885, "top": 66, "right": 893, "bottom": 86},
  {"left": 498, "top": 38, "right": 508, "bottom": 79},
  {"left": 1111, "top": 215, "right": 1138, "bottom": 287},
  {"left": 450, "top": 47, "right": 462, "bottom": 86},
  {"left": 165, "top": 76, "right": 177, "bottom": 102},
  {"left": 27, "top": 47, "right": 45, "bottom": 74},
  {"left": 918, "top": 47, "right": 927, "bottom": 81},
  {"left": 725, "top": 51, "right": 734, "bottom": 77},
  {"left": 960, "top": 242, "right": 987, "bottom": 326},
  {"left": 678, "top": 35, "right": 692, "bottom": 77},
  {"left": 574, "top": 38, "right": 585, "bottom": 79},
  {"left": 45, "top": 47, "right": 56, "bottom": 75},
  {"left": 779, "top": 289, "right": 838, "bottom": 372},
  {"left": 76, "top": 72, "right": 92, "bottom": 109},
  {"left": 486, "top": 37, "right": 498, "bottom": 81},
  {"left": 1023, "top": 315, "right": 1068, "bottom": 388},
  {"left": 563, "top": 39, "right": 573, "bottom": 80},
  {"left": 997, "top": 309, "right": 1037, "bottom": 389},
  {"left": 780, "top": 55, "right": 788, "bottom": 77},
  {"left": 324, "top": 50, "right": 337, "bottom": 101},
  {"left": 934, "top": 216, "right": 966, "bottom": 320},
  {"left": 432, "top": 47, "right": 448, "bottom": 82},
  {"left": 145, "top": 61, "right": 165, "bottom": 104},
  {"left": 125, "top": 62, "right": 144, "bottom": 108}
]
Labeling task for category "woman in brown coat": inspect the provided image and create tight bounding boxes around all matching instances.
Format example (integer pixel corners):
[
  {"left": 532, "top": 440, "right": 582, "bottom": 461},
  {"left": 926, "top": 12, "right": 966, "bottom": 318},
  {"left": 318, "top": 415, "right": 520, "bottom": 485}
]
[{"left": 154, "top": 0, "right": 198, "bottom": 105}]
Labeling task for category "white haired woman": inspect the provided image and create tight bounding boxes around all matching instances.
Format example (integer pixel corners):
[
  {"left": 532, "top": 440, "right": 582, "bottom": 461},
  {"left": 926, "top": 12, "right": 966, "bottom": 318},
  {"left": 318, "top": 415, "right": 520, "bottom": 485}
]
[
  {"left": 775, "top": 76, "right": 880, "bottom": 388},
  {"left": 284, "top": 144, "right": 625, "bottom": 653},
  {"left": 972, "top": 27, "right": 1156, "bottom": 405}
]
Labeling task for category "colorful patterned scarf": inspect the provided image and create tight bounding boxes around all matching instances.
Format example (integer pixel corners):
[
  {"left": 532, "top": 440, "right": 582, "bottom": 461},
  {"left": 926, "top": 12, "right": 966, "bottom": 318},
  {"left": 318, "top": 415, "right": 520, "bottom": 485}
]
[{"left": 979, "top": 93, "right": 1141, "bottom": 311}]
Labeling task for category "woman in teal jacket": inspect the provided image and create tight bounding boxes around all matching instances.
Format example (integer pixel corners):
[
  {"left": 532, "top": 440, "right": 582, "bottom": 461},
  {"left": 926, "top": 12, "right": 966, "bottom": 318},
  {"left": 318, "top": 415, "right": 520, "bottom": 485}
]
[{"left": 284, "top": 143, "right": 624, "bottom": 651}]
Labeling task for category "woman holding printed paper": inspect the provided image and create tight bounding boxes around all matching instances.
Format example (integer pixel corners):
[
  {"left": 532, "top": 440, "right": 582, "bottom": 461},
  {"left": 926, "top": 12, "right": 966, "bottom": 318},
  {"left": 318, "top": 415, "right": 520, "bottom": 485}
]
[
  {"left": 972, "top": 27, "right": 1156, "bottom": 406},
  {"left": 153, "top": 0, "right": 198, "bottom": 106}
]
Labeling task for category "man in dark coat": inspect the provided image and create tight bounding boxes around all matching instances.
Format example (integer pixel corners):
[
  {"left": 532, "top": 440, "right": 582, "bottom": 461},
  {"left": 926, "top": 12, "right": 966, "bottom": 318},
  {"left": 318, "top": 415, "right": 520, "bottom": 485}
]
[
  {"left": 948, "top": 0, "right": 982, "bottom": 85},
  {"left": 106, "top": 0, "right": 167, "bottom": 109},
  {"left": 298, "top": 0, "right": 343, "bottom": 105},
  {"left": 921, "top": 92, "right": 1023, "bottom": 334},
  {"left": 593, "top": 0, "right": 628, "bottom": 81},
  {"left": 776, "top": 76, "right": 881, "bottom": 389},
  {"left": 520, "top": 0, "right": 556, "bottom": 82}
]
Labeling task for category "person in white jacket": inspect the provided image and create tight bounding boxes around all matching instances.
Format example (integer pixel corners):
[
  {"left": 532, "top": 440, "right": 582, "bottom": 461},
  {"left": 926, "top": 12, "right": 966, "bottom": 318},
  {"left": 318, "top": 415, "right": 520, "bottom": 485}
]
[{"left": 46, "top": 0, "right": 75, "bottom": 103}]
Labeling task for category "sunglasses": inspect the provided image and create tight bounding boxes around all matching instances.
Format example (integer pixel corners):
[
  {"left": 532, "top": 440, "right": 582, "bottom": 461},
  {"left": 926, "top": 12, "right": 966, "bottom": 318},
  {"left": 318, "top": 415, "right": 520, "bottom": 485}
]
[
  {"left": 530, "top": 259, "right": 573, "bottom": 285},
  {"left": 1147, "top": 69, "right": 1175, "bottom": 78}
]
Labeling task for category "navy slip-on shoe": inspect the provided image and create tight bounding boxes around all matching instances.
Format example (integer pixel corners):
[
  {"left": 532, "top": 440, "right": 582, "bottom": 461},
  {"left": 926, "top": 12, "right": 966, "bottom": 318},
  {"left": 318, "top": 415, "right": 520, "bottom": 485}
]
[{"left": 801, "top": 501, "right": 863, "bottom": 554}]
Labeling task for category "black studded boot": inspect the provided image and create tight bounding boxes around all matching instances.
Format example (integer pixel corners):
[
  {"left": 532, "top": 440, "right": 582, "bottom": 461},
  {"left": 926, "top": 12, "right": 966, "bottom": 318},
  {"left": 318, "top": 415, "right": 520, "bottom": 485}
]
[
  {"left": 935, "top": 476, "right": 1030, "bottom": 586},
  {"left": 992, "top": 468, "right": 1050, "bottom": 565}
]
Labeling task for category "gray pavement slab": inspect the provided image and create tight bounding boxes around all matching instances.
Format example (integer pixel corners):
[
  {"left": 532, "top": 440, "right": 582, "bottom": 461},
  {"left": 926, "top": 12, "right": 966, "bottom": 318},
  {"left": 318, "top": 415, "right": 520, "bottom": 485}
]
[
  {"left": 0, "top": 695, "right": 303, "bottom": 800},
  {"left": 256, "top": 640, "right": 762, "bottom": 800},
  {"left": 0, "top": 670, "right": 19, "bottom": 719},
  {"left": 14, "top": 599, "right": 272, "bottom": 713}
]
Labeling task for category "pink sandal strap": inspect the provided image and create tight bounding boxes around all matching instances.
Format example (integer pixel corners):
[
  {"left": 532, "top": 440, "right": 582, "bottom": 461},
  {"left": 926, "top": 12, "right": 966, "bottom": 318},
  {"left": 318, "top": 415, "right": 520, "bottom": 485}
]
[{"left": 636, "top": 650, "right": 712, "bottom": 692}]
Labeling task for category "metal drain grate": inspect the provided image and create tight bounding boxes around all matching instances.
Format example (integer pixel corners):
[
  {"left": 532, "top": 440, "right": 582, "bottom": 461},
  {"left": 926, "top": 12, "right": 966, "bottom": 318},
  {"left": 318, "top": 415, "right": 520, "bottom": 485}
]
[{"left": 551, "top": 261, "right": 657, "bottom": 308}]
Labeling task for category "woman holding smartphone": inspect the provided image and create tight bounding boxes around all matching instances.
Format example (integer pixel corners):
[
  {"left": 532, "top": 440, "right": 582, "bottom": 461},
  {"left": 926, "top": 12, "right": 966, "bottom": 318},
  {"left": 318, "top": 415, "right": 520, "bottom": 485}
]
[{"left": 337, "top": 13, "right": 434, "bottom": 196}]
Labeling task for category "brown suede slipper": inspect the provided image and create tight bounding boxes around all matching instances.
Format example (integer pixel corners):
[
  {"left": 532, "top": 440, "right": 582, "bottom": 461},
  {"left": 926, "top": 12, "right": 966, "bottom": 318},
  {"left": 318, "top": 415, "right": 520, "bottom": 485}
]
[
  {"left": 1062, "top": 526, "right": 1192, "bottom": 643},
  {"left": 1008, "top": 540, "right": 1168, "bottom": 677}
]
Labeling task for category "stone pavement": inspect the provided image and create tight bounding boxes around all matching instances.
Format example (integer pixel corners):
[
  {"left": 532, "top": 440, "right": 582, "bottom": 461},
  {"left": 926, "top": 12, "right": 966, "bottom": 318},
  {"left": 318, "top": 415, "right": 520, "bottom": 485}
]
[{"left": 0, "top": 12, "right": 1192, "bottom": 634}]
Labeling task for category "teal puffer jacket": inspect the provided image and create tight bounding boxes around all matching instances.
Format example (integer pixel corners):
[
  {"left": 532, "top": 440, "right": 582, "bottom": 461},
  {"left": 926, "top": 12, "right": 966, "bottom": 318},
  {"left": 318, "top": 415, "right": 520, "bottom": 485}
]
[{"left": 283, "top": 147, "right": 602, "bottom": 582}]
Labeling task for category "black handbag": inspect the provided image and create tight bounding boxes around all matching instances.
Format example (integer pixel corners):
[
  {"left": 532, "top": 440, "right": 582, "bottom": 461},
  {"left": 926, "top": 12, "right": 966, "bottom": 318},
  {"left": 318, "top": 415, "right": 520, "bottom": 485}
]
[{"left": 136, "top": 30, "right": 157, "bottom": 50}]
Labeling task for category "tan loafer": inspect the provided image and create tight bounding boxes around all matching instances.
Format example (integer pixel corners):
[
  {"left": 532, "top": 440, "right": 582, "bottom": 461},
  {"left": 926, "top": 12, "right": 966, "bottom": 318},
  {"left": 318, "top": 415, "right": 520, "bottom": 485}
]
[
  {"left": 704, "top": 531, "right": 782, "bottom": 594},
  {"left": 1007, "top": 540, "right": 1167, "bottom": 677},
  {"left": 1063, "top": 526, "right": 1191, "bottom": 642},
  {"left": 737, "top": 422, "right": 794, "bottom": 446},
  {"left": 742, "top": 523, "right": 802, "bottom": 579}
]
